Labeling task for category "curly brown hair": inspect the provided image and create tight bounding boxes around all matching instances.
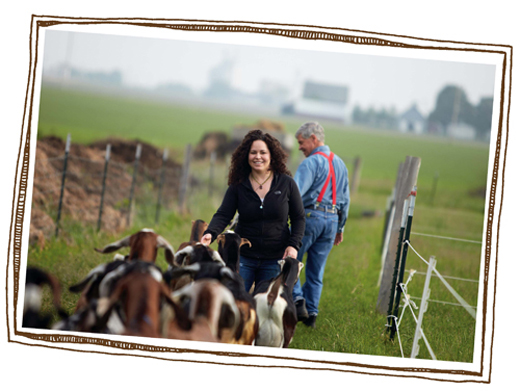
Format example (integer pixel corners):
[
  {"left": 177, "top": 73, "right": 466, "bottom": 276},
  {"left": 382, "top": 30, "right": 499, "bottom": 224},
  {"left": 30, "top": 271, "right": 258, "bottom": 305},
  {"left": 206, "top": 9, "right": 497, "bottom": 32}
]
[{"left": 228, "top": 129, "right": 291, "bottom": 185}]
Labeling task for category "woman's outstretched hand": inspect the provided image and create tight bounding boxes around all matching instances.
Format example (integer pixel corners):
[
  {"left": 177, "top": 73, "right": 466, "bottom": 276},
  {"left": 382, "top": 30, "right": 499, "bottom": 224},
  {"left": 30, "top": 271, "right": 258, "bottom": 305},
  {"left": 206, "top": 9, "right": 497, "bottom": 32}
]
[
  {"left": 283, "top": 246, "right": 298, "bottom": 259},
  {"left": 200, "top": 233, "right": 212, "bottom": 246}
]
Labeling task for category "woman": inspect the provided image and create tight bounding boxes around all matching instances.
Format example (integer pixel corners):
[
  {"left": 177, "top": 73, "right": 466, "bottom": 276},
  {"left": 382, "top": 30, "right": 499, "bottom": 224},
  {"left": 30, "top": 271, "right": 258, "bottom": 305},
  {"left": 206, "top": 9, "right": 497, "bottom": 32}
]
[{"left": 201, "top": 129, "right": 305, "bottom": 292}]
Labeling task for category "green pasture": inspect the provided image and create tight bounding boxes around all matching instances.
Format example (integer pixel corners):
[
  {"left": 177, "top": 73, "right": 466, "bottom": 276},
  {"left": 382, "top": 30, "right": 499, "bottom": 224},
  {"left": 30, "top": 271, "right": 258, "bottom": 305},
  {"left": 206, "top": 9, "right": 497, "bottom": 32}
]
[{"left": 28, "top": 84, "right": 491, "bottom": 363}]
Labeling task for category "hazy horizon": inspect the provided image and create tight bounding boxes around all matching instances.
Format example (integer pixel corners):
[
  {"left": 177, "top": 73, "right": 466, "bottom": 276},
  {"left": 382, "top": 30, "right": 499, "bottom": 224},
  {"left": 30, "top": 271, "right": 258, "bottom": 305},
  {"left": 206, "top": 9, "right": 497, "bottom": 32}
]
[{"left": 42, "top": 29, "right": 497, "bottom": 116}]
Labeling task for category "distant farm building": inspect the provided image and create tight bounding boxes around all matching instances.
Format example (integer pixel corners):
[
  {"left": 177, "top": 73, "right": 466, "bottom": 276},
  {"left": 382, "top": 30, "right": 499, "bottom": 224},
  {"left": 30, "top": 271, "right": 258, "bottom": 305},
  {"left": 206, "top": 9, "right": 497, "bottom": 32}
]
[
  {"left": 446, "top": 122, "right": 477, "bottom": 140},
  {"left": 399, "top": 104, "right": 426, "bottom": 134},
  {"left": 283, "top": 81, "right": 349, "bottom": 123}
]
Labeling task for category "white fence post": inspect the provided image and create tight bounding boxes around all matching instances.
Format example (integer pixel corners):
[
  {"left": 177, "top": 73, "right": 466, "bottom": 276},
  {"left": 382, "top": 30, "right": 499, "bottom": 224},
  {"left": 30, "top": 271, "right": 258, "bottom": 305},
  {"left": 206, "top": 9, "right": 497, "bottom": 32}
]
[{"left": 412, "top": 256, "right": 437, "bottom": 359}]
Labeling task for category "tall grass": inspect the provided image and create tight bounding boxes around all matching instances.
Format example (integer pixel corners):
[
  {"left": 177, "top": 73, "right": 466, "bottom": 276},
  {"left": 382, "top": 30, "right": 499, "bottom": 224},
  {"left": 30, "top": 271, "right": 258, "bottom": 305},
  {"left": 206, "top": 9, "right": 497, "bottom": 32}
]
[{"left": 28, "top": 84, "right": 490, "bottom": 362}]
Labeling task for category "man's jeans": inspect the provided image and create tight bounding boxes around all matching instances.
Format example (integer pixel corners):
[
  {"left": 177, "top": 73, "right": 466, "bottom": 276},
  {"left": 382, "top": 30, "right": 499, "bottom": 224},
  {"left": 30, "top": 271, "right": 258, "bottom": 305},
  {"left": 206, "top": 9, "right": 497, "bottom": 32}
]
[
  {"left": 293, "top": 208, "right": 338, "bottom": 315},
  {"left": 239, "top": 255, "right": 283, "bottom": 294}
]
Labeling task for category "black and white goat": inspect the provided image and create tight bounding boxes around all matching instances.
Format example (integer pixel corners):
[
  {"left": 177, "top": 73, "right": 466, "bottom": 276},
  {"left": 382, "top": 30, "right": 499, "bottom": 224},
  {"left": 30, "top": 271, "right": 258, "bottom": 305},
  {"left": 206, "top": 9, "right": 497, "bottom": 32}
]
[
  {"left": 216, "top": 230, "right": 251, "bottom": 273},
  {"left": 164, "top": 243, "right": 225, "bottom": 291},
  {"left": 23, "top": 267, "right": 67, "bottom": 329}
]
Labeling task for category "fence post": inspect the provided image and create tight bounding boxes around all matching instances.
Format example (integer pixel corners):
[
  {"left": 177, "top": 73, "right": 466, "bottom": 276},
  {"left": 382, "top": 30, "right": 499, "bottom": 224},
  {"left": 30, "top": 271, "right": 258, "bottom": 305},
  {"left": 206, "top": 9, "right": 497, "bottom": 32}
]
[
  {"left": 126, "top": 143, "right": 141, "bottom": 227},
  {"left": 208, "top": 150, "right": 216, "bottom": 197},
  {"left": 377, "top": 156, "right": 421, "bottom": 314},
  {"left": 155, "top": 148, "right": 168, "bottom": 225},
  {"left": 350, "top": 156, "right": 362, "bottom": 195},
  {"left": 178, "top": 144, "right": 192, "bottom": 213},
  {"left": 386, "top": 197, "right": 409, "bottom": 332},
  {"left": 55, "top": 133, "right": 71, "bottom": 237},
  {"left": 97, "top": 143, "right": 111, "bottom": 231},
  {"left": 389, "top": 187, "right": 417, "bottom": 340},
  {"left": 411, "top": 256, "right": 436, "bottom": 359}
]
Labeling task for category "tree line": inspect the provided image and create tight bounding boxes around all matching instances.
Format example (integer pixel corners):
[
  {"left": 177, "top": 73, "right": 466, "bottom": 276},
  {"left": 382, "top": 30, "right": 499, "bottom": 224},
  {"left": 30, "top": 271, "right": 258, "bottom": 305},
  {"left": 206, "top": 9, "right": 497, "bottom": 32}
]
[{"left": 351, "top": 85, "right": 493, "bottom": 140}]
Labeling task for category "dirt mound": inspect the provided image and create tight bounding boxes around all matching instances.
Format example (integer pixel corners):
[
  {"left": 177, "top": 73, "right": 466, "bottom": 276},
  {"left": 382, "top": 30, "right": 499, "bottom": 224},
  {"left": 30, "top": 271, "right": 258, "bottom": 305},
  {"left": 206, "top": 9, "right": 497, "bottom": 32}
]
[
  {"left": 30, "top": 136, "right": 182, "bottom": 247},
  {"left": 234, "top": 119, "right": 286, "bottom": 133},
  {"left": 193, "top": 131, "right": 231, "bottom": 161}
]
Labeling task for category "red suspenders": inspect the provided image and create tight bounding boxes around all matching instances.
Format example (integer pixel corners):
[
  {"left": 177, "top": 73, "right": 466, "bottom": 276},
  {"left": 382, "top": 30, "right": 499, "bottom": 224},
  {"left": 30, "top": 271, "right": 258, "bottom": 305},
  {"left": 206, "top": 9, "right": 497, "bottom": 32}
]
[{"left": 312, "top": 151, "right": 337, "bottom": 209}]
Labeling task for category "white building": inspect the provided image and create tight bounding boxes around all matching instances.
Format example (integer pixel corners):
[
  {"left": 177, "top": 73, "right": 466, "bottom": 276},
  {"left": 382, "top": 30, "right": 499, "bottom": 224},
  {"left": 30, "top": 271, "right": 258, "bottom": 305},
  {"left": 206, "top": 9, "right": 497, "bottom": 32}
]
[
  {"left": 399, "top": 104, "right": 426, "bottom": 134},
  {"left": 291, "top": 81, "right": 349, "bottom": 123},
  {"left": 446, "top": 122, "right": 477, "bottom": 140}
]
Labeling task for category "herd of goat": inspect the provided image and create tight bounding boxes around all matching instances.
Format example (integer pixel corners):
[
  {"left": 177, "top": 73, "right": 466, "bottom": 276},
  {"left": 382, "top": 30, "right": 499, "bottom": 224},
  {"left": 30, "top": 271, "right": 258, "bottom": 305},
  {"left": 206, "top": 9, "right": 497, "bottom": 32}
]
[{"left": 22, "top": 220, "right": 304, "bottom": 348}]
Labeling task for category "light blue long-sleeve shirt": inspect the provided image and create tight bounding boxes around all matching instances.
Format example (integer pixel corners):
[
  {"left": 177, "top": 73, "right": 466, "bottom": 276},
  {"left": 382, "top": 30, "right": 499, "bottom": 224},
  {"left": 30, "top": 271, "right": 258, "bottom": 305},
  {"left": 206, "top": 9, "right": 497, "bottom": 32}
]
[{"left": 294, "top": 145, "right": 350, "bottom": 233}]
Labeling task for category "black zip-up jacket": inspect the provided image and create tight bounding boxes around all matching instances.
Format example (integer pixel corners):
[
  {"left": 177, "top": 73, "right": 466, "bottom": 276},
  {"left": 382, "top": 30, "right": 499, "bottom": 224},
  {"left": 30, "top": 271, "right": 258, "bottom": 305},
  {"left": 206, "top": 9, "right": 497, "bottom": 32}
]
[{"left": 204, "top": 173, "right": 305, "bottom": 261}]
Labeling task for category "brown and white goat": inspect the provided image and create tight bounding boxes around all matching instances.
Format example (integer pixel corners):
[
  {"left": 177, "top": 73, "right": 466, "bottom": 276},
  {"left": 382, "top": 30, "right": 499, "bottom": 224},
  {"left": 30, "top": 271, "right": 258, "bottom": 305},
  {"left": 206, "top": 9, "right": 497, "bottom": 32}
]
[
  {"left": 253, "top": 257, "right": 304, "bottom": 348},
  {"left": 165, "top": 279, "right": 240, "bottom": 343},
  {"left": 96, "top": 267, "right": 177, "bottom": 338},
  {"left": 67, "top": 260, "right": 163, "bottom": 333},
  {"left": 94, "top": 228, "right": 175, "bottom": 265}
]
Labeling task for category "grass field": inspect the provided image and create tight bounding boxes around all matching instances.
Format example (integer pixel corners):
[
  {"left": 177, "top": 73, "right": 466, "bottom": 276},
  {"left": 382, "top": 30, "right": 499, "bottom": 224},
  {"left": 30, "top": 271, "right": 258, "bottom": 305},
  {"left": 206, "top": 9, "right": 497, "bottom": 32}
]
[{"left": 28, "top": 84, "right": 491, "bottom": 362}]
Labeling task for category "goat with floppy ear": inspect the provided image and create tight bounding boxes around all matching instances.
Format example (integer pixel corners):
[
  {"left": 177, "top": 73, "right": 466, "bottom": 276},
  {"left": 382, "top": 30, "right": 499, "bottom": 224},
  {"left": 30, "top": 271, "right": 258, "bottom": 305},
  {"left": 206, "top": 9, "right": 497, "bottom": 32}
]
[
  {"left": 253, "top": 257, "right": 304, "bottom": 348},
  {"left": 94, "top": 228, "right": 175, "bottom": 265}
]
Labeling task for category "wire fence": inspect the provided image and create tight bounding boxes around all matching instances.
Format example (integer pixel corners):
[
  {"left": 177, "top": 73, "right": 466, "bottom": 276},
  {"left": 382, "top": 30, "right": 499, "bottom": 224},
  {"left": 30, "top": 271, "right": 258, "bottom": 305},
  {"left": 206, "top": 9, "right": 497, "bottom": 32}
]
[
  {"left": 384, "top": 188, "right": 481, "bottom": 360},
  {"left": 30, "top": 134, "right": 363, "bottom": 244},
  {"left": 29, "top": 135, "right": 224, "bottom": 240}
]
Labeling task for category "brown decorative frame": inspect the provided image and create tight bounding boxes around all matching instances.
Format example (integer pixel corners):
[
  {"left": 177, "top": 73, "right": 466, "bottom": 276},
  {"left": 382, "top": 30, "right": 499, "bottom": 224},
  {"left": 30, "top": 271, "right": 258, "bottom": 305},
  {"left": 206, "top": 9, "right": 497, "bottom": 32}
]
[{"left": 5, "top": 15, "right": 512, "bottom": 383}]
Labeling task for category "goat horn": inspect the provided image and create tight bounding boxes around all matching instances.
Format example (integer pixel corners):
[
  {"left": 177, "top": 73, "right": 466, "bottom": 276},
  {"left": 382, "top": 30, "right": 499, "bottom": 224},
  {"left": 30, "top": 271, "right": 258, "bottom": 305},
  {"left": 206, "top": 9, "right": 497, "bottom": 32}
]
[
  {"left": 240, "top": 238, "right": 252, "bottom": 248},
  {"left": 216, "top": 234, "right": 225, "bottom": 246},
  {"left": 94, "top": 235, "right": 131, "bottom": 254}
]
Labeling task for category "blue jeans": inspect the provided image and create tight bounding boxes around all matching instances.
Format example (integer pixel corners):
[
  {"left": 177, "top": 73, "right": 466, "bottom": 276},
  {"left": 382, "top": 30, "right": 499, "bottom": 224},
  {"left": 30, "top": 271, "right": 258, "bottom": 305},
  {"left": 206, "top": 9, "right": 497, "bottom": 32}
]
[
  {"left": 292, "top": 208, "right": 338, "bottom": 315},
  {"left": 239, "top": 256, "right": 283, "bottom": 293}
]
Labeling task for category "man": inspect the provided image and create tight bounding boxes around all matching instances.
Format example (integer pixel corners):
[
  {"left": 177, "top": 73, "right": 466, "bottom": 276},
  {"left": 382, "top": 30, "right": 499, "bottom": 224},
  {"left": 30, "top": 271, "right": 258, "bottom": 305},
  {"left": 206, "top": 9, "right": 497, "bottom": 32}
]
[{"left": 292, "top": 122, "right": 350, "bottom": 328}]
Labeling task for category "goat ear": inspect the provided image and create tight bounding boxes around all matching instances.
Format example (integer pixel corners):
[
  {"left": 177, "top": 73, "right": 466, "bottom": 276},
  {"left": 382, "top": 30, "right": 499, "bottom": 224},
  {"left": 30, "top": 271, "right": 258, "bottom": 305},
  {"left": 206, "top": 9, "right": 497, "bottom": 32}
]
[
  {"left": 69, "top": 275, "right": 94, "bottom": 293},
  {"left": 278, "top": 259, "right": 285, "bottom": 270},
  {"left": 96, "top": 298, "right": 112, "bottom": 318},
  {"left": 156, "top": 235, "right": 176, "bottom": 265},
  {"left": 94, "top": 235, "right": 131, "bottom": 254},
  {"left": 68, "top": 263, "right": 108, "bottom": 293},
  {"left": 210, "top": 249, "right": 226, "bottom": 266},
  {"left": 220, "top": 267, "right": 236, "bottom": 281},
  {"left": 166, "top": 264, "right": 200, "bottom": 280},
  {"left": 240, "top": 238, "right": 252, "bottom": 248}
]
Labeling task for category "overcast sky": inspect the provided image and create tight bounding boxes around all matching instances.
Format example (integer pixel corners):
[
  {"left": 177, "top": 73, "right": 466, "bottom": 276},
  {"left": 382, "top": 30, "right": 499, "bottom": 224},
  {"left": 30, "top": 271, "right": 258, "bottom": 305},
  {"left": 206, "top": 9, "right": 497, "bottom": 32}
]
[{"left": 42, "top": 29, "right": 497, "bottom": 115}]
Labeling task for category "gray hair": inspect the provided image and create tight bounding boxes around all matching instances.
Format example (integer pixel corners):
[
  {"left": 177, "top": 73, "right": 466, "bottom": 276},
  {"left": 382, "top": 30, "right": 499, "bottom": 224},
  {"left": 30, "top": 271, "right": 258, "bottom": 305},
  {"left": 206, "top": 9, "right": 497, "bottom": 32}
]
[{"left": 295, "top": 122, "right": 325, "bottom": 142}]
